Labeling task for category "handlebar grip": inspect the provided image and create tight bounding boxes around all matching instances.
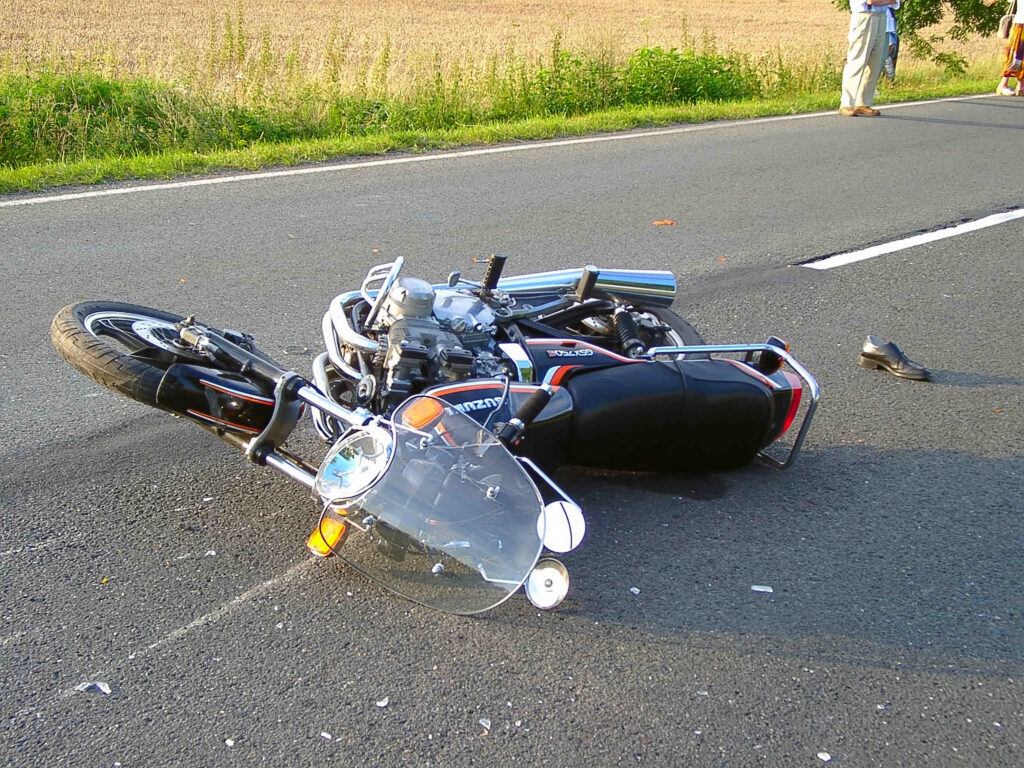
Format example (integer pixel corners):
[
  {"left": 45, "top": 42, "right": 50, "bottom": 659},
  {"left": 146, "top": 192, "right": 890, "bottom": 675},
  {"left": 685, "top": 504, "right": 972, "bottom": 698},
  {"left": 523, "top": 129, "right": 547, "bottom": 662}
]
[
  {"left": 481, "top": 253, "right": 508, "bottom": 293},
  {"left": 575, "top": 265, "right": 599, "bottom": 302},
  {"left": 496, "top": 385, "right": 553, "bottom": 446},
  {"left": 513, "top": 385, "right": 553, "bottom": 428}
]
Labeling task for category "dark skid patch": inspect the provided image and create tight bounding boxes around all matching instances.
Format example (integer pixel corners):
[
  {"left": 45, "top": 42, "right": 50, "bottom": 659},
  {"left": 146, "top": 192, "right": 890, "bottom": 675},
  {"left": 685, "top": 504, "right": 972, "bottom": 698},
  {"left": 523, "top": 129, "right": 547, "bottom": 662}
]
[{"left": 567, "top": 466, "right": 729, "bottom": 500}]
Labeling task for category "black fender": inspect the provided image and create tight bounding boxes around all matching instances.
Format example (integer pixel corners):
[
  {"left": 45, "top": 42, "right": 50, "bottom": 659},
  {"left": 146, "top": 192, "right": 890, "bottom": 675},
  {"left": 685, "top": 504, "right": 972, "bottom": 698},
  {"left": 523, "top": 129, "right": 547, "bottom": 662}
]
[{"left": 155, "top": 363, "right": 276, "bottom": 435}]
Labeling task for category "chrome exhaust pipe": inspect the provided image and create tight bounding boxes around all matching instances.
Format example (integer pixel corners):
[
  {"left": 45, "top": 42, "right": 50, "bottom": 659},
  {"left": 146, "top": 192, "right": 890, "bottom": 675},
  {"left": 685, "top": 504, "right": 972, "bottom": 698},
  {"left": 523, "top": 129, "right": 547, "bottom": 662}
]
[{"left": 494, "top": 267, "right": 676, "bottom": 308}]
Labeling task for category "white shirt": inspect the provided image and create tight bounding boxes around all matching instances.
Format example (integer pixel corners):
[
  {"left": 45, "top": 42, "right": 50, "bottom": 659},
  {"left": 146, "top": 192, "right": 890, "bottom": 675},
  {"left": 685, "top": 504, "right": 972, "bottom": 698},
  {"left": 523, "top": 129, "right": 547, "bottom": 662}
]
[
  {"left": 1015, "top": 4, "right": 1024, "bottom": 25},
  {"left": 853, "top": 1, "right": 898, "bottom": 13}
]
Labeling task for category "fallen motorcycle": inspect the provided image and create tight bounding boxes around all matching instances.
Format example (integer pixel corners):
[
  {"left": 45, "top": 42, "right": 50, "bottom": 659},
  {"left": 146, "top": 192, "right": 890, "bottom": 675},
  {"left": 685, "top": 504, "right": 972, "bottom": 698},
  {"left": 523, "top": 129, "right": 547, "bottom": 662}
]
[{"left": 50, "top": 256, "right": 818, "bottom": 614}]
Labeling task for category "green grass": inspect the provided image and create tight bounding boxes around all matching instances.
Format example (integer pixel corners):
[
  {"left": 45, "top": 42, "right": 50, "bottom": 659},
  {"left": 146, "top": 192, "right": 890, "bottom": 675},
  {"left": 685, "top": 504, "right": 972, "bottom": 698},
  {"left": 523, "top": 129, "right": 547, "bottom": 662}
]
[{"left": 0, "top": 35, "right": 1000, "bottom": 194}]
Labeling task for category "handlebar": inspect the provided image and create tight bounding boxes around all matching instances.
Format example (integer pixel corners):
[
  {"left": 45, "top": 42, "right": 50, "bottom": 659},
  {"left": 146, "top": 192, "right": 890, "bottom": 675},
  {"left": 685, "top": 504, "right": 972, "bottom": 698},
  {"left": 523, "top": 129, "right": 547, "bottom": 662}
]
[
  {"left": 497, "top": 385, "right": 554, "bottom": 446},
  {"left": 480, "top": 254, "right": 508, "bottom": 295}
]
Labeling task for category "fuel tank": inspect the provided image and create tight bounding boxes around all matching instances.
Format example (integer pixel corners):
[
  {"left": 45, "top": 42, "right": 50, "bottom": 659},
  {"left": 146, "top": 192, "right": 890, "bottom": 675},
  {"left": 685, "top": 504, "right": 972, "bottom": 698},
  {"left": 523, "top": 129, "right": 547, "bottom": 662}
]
[{"left": 423, "top": 379, "right": 573, "bottom": 470}]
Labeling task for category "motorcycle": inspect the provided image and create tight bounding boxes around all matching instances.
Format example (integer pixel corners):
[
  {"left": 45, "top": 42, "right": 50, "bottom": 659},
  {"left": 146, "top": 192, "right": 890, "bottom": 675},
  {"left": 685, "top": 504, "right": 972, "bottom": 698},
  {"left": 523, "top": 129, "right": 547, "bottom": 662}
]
[{"left": 50, "top": 256, "right": 818, "bottom": 614}]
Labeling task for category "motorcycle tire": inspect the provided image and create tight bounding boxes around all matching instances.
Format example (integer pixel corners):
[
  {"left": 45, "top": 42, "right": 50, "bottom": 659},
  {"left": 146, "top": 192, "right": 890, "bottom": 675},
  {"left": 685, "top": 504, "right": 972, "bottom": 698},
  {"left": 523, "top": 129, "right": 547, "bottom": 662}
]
[
  {"left": 543, "top": 305, "right": 705, "bottom": 356},
  {"left": 50, "top": 301, "right": 233, "bottom": 407},
  {"left": 642, "top": 307, "right": 705, "bottom": 349}
]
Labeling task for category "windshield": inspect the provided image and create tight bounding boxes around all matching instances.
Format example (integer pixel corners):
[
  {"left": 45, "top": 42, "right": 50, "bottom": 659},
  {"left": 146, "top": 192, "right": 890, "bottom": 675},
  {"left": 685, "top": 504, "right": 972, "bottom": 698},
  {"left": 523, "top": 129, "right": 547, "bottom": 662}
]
[{"left": 321, "top": 396, "right": 545, "bottom": 615}]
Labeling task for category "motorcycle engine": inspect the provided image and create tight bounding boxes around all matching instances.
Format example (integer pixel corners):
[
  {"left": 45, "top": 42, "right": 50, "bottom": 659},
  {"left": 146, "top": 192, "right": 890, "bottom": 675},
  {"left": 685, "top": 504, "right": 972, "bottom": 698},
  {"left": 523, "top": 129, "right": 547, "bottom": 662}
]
[{"left": 373, "top": 277, "right": 507, "bottom": 406}]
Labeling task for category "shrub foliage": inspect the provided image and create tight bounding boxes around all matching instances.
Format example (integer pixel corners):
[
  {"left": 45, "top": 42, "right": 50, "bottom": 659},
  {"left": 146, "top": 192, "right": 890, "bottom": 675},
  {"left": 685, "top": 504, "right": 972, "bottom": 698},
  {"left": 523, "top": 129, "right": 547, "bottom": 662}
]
[{"left": 0, "top": 42, "right": 796, "bottom": 168}]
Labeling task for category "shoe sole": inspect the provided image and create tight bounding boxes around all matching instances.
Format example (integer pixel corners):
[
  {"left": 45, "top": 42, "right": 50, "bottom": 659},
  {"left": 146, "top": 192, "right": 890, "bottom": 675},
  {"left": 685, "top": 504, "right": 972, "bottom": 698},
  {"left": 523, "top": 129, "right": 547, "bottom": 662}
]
[{"left": 857, "top": 354, "right": 930, "bottom": 381}]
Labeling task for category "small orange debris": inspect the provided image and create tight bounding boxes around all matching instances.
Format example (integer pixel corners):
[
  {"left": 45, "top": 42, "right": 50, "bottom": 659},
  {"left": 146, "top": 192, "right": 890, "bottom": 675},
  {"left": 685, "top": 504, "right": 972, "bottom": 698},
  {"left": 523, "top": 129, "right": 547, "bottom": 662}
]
[{"left": 653, "top": 219, "right": 677, "bottom": 227}]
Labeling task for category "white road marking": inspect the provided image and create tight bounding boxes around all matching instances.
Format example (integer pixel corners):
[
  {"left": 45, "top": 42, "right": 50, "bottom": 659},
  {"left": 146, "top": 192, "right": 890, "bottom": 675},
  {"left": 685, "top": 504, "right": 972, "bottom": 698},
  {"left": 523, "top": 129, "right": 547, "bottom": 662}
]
[
  {"left": 802, "top": 208, "right": 1024, "bottom": 270},
  {"left": 0, "top": 95, "right": 988, "bottom": 209},
  {"left": 55, "top": 557, "right": 318, "bottom": 701}
]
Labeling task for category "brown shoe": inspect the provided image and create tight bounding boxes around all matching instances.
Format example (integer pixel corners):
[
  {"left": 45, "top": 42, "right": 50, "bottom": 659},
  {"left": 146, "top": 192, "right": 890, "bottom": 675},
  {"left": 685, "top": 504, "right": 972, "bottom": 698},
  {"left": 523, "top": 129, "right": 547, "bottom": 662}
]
[
  {"left": 853, "top": 106, "right": 880, "bottom": 116},
  {"left": 838, "top": 106, "right": 856, "bottom": 117}
]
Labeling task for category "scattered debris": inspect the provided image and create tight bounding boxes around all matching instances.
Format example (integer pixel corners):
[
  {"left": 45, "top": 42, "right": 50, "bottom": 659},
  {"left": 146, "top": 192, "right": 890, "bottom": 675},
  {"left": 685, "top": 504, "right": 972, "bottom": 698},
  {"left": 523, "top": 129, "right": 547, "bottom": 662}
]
[
  {"left": 479, "top": 718, "right": 491, "bottom": 732},
  {"left": 629, "top": 587, "right": 641, "bottom": 596},
  {"left": 817, "top": 752, "right": 832, "bottom": 762},
  {"left": 204, "top": 550, "right": 216, "bottom": 557},
  {"left": 376, "top": 697, "right": 389, "bottom": 708},
  {"left": 225, "top": 739, "right": 235, "bottom": 748},
  {"left": 653, "top": 219, "right": 677, "bottom": 227},
  {"left": 202, "top": 497, "right": 215, "bottom": 503},
  {"left": 320, "top": 732, "right": 332, "bottom": 741},
  {"left": 751, "top": 585, "right": 774, "bottom": 594},
  {"left": 74, "top": 681, "right": 112, "bottom": 695},
  {"left": 697, "top": 690, "right": 709, "bottom": 697}
]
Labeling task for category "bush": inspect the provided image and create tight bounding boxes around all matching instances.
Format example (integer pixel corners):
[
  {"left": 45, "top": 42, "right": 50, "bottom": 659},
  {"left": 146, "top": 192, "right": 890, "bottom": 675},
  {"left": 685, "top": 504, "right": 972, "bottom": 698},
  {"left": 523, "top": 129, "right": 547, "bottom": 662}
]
[{"left": 622, "top": 47, "right": 760, "bottom": 104}]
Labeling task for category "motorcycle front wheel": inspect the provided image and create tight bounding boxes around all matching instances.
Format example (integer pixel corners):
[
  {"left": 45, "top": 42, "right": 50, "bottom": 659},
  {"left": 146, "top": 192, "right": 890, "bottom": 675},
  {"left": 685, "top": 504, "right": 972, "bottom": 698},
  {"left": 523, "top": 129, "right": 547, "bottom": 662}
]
[{"left": 50, "top": 301, "right": 256, "bottom": 407}]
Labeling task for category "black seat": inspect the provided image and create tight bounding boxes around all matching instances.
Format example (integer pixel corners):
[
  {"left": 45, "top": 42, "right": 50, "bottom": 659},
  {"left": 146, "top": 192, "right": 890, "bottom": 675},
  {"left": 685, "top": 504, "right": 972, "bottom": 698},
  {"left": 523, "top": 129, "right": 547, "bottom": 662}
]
[{"left": 563, "top": 359, "right": 774, "bottom": 471}]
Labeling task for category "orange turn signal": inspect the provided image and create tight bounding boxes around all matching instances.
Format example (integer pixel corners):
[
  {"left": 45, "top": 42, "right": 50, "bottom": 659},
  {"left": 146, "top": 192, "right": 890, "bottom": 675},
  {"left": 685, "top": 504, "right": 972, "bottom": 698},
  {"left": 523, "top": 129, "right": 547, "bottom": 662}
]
[
  {"left": 306, "top": 516, "right": 347, "bottom": 557},
  {"left": 402, "top": 397, "right": 444, "bottom": 429}
]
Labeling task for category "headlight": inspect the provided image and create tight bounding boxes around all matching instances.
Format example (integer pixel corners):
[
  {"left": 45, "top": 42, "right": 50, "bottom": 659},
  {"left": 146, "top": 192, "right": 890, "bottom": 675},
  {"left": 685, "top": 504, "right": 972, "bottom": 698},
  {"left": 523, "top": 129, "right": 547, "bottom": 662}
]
[{"left": 314, "top": 426, "right": 393, "bottom": 502}]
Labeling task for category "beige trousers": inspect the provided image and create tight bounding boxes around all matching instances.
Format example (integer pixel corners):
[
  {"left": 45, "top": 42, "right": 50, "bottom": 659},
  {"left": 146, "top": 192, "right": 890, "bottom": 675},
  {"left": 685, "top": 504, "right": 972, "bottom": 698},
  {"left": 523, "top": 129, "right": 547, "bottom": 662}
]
[{"left": 840, "top": 12, "right": 888, "bottom": 108}]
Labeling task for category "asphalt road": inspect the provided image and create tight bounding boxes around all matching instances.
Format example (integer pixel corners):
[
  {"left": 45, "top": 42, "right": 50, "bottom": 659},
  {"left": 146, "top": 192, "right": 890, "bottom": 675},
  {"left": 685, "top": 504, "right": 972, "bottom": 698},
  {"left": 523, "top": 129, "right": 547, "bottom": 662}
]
[{"left": 2, "top": 96, "right": 1023, "bottom": 767}]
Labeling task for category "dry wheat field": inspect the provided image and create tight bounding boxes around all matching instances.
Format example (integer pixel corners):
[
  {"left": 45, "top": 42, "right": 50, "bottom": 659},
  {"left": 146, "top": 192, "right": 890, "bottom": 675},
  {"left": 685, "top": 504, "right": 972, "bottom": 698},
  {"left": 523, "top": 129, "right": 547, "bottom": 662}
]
[
  {"left": 1, "top": 0, "right": 995, "bottom": 87},
  {"left": 3, "top": 0, "right": 849, "bottom": 67}
]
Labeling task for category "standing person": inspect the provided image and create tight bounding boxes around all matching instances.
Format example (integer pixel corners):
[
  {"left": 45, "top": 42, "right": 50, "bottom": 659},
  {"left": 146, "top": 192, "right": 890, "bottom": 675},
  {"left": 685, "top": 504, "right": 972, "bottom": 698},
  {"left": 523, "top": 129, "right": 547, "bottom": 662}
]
[
  {"left": 839, "top": 0, "right": 898, "bottom": 117},
  {"left": 883, "top": 5, "right": 899, "bottom": 83},
  {"left": 996, "top": 2, "right": 1024, "bottom": 96}
]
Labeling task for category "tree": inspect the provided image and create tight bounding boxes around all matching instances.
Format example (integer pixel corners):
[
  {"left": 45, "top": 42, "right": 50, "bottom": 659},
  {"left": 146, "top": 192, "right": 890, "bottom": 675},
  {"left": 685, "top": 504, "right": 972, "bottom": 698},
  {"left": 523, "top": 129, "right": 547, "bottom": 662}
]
[{"left": 833, "top": 0, "right": 1006, "bottom": 73}]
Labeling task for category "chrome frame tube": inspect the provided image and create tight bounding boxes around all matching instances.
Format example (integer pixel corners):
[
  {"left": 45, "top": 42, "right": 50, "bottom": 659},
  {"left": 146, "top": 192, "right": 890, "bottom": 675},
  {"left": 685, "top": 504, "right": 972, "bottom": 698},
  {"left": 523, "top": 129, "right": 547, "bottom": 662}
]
[
  {"left": 362, "top": 257, "right": 404, "bottom": 329},
  {"left": 297, "top": 385, "right": 370, "bottom": 429},
  {"left": 328, "top": 291, "right": 379, "bottom": 354},
  {"left": 321, "top": 311, "right": 363, "bottom": 380},
  {"left": 263, "top": 451, "right": 316, "bottom": 490}
]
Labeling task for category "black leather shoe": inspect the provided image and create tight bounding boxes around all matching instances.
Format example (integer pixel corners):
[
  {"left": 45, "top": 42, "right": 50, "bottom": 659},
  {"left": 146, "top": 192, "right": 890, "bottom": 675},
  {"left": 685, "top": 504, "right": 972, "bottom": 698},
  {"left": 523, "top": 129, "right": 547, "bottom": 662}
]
[{"left": 858, "top": 335, "right": 931, "bottom": 381}]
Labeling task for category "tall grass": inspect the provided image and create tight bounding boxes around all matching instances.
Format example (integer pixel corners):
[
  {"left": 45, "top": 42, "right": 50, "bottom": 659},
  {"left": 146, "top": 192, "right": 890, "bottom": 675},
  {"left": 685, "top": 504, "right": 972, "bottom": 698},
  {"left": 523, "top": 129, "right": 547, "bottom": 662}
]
[
  {"left": 0, "top": 15, "right": 833, "bottom": 170},
  {"left": 0, "top": 10, "right": 995, "bottom": 178}
]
